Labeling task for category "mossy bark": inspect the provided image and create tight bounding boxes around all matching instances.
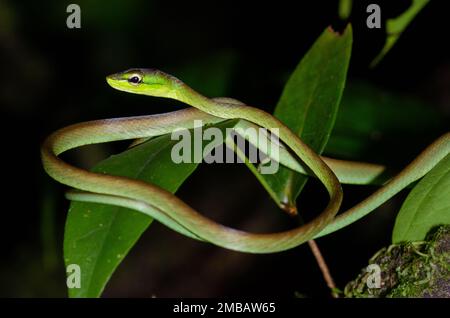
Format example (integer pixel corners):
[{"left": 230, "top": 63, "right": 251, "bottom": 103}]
[{"left": 345, "top": 225, "right": 449, "bottom": 298}]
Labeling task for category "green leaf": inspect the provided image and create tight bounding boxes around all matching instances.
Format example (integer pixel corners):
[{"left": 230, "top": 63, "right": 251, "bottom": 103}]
[
  {"left": 64, "top": 121, "right": 235, "bottom": 297},
  {"left": 371, "top": 0, "right": 429, "bottom": 67},
  {"left": 248, "top": 26, "right": 352, "bottom": 213},
  {"left": 64, "top": 135, "right": 195, "bottom": 297},
  {"left": 392, "top": 154, "right": 450, "bottom": 243}
]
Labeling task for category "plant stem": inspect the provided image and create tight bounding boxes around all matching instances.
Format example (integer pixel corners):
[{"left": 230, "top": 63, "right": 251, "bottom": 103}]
[
  {"left": 307, "top": 239, "right": 339, "bottom": 298},
  {"left": 291, "top": 211, "right": 339, "bottom": 297}
]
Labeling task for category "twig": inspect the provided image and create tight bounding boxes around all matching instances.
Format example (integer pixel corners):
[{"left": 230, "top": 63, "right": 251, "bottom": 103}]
[
  {"left": 284, "top": 207, "right": 340, "bottom": 297},
  {"left": 307, "top": 239, "right": 339, "bottom": 298}
]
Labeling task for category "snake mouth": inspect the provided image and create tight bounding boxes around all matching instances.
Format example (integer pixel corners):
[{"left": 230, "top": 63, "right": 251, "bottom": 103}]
[{"left": 105, "top": 76, "right": 118, "bottom": 89}]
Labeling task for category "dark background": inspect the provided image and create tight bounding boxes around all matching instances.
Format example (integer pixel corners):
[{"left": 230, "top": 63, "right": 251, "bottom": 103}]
[{"left": 1, "top": 0, "right": 449, "bottom": 297}]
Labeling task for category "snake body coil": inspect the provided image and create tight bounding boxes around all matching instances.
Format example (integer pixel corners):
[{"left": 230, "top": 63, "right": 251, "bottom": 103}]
[{"left": 41, "top": 69, "right": 450, "bottom": 253}]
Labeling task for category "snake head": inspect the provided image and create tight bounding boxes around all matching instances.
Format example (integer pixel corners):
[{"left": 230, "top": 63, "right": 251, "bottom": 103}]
[{"left": 106, "top": 68, "right": 180, "bottom": 98}]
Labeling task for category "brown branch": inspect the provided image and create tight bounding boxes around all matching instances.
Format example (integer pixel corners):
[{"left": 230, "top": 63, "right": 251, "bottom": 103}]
[
  {"left": 284, "top": 207, "right": 339, "bottom": 297},
  {"left": 307, "top": 239, "right": 339, "bottom": 298}
]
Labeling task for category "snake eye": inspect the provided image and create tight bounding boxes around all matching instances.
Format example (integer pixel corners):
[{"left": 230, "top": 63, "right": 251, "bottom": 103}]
[{"left": 128, "top": 74, "right": 142, "bottom": 85}]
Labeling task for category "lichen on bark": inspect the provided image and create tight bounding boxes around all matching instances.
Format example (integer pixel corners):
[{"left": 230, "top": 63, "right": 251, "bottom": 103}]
[{"left": 345, "top": 225, "right": 449, "bottom": 298}]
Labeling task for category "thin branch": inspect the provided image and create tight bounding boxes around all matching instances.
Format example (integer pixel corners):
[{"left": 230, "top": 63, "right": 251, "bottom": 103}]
[
  {"left": 286, "top": 208, "right": 340, "bottom": 297},
  {"left": 307, "top": 239, "right": 340, "bottom": 298}
]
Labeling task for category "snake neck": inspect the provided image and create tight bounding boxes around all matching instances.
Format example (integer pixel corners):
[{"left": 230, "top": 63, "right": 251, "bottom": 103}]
[{"left": 174, "top": 82, "right": 230, "bottom": 118}]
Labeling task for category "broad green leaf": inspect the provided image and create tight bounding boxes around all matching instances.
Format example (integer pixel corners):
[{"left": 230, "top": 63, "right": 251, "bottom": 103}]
[
  {"left": 64, "top": 135, "right": 196, "bottom": 297},
  {"left": 371, "top": 0, "right": 429, "bottom": 67},
  {"left": 246, "top": 26, "right": 352, "bottom": 213},
  {"left": 64, "top": 121, "right": 235, "bottom": 297},
  {"left": 392, "top": 154, "right": 450, "bottom": 243}
]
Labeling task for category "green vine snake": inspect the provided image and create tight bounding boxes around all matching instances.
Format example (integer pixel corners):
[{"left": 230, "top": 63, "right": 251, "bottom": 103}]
[{"left": 41, "top": 68, "right": 450, "bottom": 253}]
